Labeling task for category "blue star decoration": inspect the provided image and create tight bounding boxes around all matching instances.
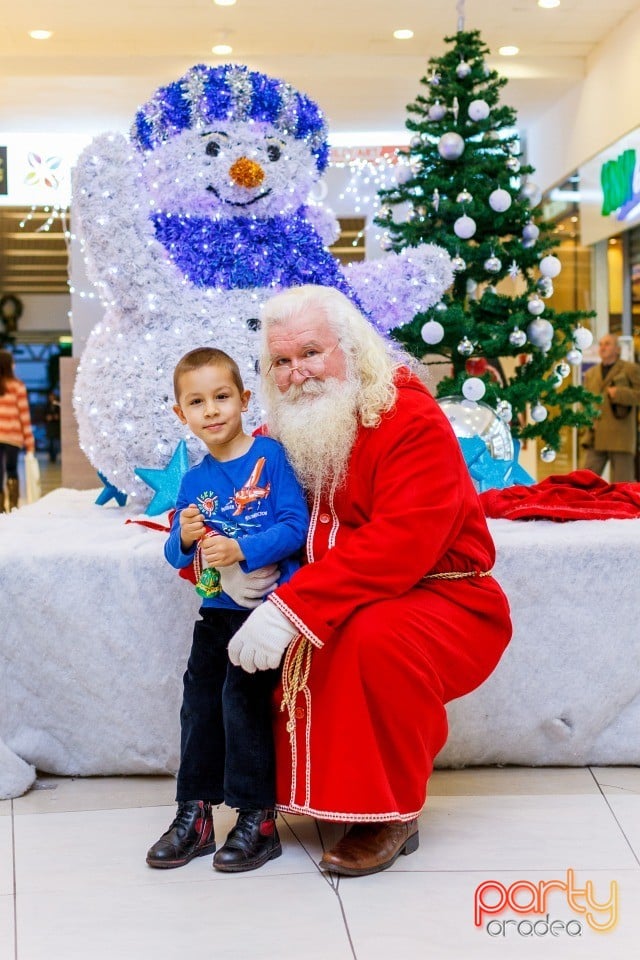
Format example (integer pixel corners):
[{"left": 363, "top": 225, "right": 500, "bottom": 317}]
[
  {"left": 95, "top": 472, "right": 128, "bottom": 507},
  {"left": 459, "top": 437, "right": 534, "bottom": 493},
  {"left": 135, "top": 440, "right": 190, "bottom": 516}
]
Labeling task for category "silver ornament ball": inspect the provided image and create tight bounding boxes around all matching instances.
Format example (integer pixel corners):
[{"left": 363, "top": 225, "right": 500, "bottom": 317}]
[
  {"left": 457, "top": 336, "right": 474, "bottom": 357},
  {"left": 496, "top": 399, "right": 513, "bottom": 422},
  {"left": 509, "top": 327, "right": 528, "bottom": 348},
  {"left": 530, "top": 403, "right": 548, "bottom": 423},
  {"left": 438, "top": 397, "right": 515, "bottom": 461},
  {"left": 456, "top": 60, "right": 472, "bottom": 79},
  {"left": 451, "top": 255, "right": 467, "bottom": 272},
  {"left": 540, "top": 446, "right": 557, "bottom": 464},
  {"left": 527, "top": 297, "right": 545, "bottom": 316},
  {"left": 484, "top": 256, "right": 502, "bottom": 273}
]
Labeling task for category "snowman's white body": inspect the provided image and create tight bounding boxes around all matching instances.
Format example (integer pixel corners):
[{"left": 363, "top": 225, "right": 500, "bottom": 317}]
[{"left": 73, "top": 67, "right": 452, "bottom": 505}]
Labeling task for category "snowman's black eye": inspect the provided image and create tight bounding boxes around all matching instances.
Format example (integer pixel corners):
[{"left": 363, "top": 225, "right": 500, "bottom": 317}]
[
  {"left": 267, "top": 144, "right": 281, "bottom": 162},
  {"left": 206, "top": 140, "right": 221, "bottom": 157}
]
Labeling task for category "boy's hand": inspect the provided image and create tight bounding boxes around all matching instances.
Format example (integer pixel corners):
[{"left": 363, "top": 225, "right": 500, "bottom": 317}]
[
  {"left": 179, "top": 504, "right": 206, "bottom": 550},
  {"left": 200, "top": 534, "right": 244, "bottom": 568}
]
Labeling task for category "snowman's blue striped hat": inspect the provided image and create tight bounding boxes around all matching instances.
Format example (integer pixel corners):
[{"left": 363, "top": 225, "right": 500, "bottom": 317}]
[{"left": 130, "top": 63, "right": 330, "bottom": 172}]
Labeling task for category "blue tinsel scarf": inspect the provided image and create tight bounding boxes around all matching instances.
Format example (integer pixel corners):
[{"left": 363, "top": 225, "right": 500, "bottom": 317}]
[{"left": 152, "top": 209, "right": 357, "bottom": 298}]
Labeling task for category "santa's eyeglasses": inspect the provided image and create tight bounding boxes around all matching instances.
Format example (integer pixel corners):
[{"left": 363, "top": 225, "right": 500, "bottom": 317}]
[{"left": 266, "top": 342, "right": 340, "bottom": 385}]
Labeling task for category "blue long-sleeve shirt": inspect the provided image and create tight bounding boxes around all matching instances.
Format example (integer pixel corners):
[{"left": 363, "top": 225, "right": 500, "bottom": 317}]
[{"left": 165, "top": 435, "right": 309, "bottom": 610}]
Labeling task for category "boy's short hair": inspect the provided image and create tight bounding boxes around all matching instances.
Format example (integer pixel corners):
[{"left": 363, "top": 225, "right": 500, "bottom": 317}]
[{"left": 173, "top": 347, "right": 245, "bottom": 400}]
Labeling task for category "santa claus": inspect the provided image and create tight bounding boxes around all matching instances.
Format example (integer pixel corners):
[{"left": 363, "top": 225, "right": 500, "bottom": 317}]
[{"left": 224, "top": 283, "right": 512, "bottom": 877}]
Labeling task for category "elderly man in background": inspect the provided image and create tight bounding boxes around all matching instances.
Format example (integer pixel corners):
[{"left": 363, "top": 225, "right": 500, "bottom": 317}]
[
  {"left": 583, "top": 333, "right": 640, "bottom": 482},
  {"left": 224, "top": 284, "right": 512, "bottom": 877}
]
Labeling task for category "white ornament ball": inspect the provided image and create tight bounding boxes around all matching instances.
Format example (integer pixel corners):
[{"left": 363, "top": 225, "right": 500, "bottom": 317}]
[
  {"left": 462, "top": 377, "right": 486, "bottom": 402},
  {"left": 509, "top": 327, "right": 528, "bottom": 348},
  {"left": 522, "top": 222, "right": 540, "bottom": 242},
  {"left": 468, "top": 99, "right": 490, "bottom": 121},
  {"left": 456, "top": 60, "right": 472, "bottom": 79},
  {"left": 379, "top": 234, "right": 393, "bottom": 251},
  {"left": 506, "top": 157, "right": 521, "bottom": 173},
  {"left": 520, "top": 181, "right": 542, "bottom": 208},
  {"left": 489, "top": 188, "right": 512, "bottom": 213},
  {"left": 410, "top": 134, "right": 422, "bottom": 148},
  {"left": 496, "top": 399, "right": 513, "bottom": 421},
  {"left": 438, "top": 132, "right": 465, "bottom": 160},
  {"left": 420, "top": 320, "right": 445, "bottom": 345},
  {"left": 540, "top": 446, "right": 557, "bottom": 464},
  {"left": 530, "top": 403, "right": 548, "bottom": 423},
  {"left": 466, "top": 278, "right": 478, "bottom": 294},
  {"left": 566, "top": 347, "right": 582, "bottom": 366},
  {"left": 527, "top": 318, "right": 554, "bottom": 349},
  {"left": 396, "top": 164, "right": 413, "bottom": 185},
  {"left": 453, "top": 214, "right": 476, "bottom": 239},
  {"left": 428, "top": 102, "right": 447, "bottom": 121},
  {"left": 556, "top": 361, "right": 571, "bottom": 380},
  {"left": 573, "top": 326, "right": 594, "bottom": 351},
  {"left": 539, "top": 255, "right": 562, "bottom": 279},
  {"left": 527, "top": 297, "right": 545, "bottom": 316}
]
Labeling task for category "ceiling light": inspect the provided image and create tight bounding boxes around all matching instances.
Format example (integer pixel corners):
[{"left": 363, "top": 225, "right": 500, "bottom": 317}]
[
  {"left": 393, "top": 29, "right": 414, "bottom": 40},
  {"left": 212, "top": 43, "right": 233, "bottom": 55},
  {"left": 214, "top": 0, "right": 237, "bottom": 6},
  {"left": 538, "top": 0, "right": 560, "bottom": 8},
  {"left": 29, "top": 29, "right": 53, "bottom": 40},
  {"left": 498, "top": 45, "right": 519, "bottom": 56}
]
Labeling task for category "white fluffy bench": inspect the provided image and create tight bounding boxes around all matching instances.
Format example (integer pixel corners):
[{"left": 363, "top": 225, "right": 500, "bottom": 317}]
[{"left": 1, "top": 489, "right": 639, "bottom": 799}]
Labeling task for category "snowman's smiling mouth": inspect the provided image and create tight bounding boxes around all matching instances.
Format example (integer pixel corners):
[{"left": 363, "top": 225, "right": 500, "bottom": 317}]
[{"left": 206, "top": 185, "right": 272, "bottom": 207}]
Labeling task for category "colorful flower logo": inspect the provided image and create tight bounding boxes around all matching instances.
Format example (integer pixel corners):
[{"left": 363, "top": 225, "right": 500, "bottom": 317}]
[{"left": 24, "top": 152, "right": 62, "bottom": 190}]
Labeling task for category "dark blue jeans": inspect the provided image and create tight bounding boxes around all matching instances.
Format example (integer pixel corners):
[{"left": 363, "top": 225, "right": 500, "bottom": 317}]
[
  {"left": 0, "top": 443, "right": 19, "bottom": 483},
  {"left": 176, "top": 607, "right": 280, "bottom": 809}
]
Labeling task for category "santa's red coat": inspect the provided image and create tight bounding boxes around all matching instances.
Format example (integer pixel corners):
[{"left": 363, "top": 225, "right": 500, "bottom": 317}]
[{"left": 270, "top": 370, "right": 512, "bottom": 822}]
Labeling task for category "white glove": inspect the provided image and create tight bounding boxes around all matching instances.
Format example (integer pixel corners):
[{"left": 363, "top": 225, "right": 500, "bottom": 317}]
[
  {"left": 228, "top": 601, "right": 299, "bottom": 673},
  {"left": 218, "top": 563, "right": 280, "bottom": 609}
]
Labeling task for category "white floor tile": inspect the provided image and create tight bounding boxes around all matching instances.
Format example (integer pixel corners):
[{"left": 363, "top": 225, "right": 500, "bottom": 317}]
[
  {"left": 16, "top": 873, "right": 352, "bottom": 960},
  {"left": 0, "top": 895, "right": 15, "bottom": 960},
  {"left": 0, "top": 799, "right": 11, "bottom": 818},
  {"left": 13, "top": 774, "right": 175, "bottom": 815},
  {"left": 0, "top": 817, "right": 13, "bottom": 897},
  {"left": 408, "top": 794, "right": 637, "bottom": 872},
  {"left": 339, "top": 869, "right": 640, "bottom": 960},
  {"left": 603, "top": 795, "right": 640, "bottom": 861},
  {"left": 14, "top": 804, "right": 320, "bottom": 896},
  {"left": 591, "top": 767, "right": 640, "bottom": 795},
  {"left": 430, "top": 766, "right": 600, "bottom": 796}
]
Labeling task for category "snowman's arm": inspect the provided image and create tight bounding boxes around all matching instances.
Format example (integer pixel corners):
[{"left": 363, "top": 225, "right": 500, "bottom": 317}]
[
  {"left": 344, "top": 244, "right": 453, "bottom": 334},
  {"left": 301, "top": 203, "right": 341, "bottom": 246},
  {"left": 72, "top": 132, "right": 180, "bottom": 312}
]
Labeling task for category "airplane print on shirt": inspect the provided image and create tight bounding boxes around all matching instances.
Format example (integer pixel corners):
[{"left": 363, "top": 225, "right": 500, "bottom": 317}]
[{"left": 195, "top": 456, "right": 272, "bottom": 539}]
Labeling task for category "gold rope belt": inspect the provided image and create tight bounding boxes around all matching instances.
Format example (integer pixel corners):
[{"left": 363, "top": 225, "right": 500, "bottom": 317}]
[{"left": 424, "top": 569, "right": 493, "bottom": 580}]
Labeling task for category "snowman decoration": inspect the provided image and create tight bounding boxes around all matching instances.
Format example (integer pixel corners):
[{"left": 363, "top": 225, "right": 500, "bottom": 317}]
[{"left": 73, "top": 64, "right": 452, "bottom": 506}]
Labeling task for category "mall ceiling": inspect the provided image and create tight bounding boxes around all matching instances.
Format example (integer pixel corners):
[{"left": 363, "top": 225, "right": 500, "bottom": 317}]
[{"left": 2, "top": 0, "right": 640, "bottom": 137}]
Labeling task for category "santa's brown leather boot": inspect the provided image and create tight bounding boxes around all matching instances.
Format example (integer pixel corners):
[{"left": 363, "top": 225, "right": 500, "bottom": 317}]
[{"left": 319, "top": 819, "right": 419, "bottom": 876}]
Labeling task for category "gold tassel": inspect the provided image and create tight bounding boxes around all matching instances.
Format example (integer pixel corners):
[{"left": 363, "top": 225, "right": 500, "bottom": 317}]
[{"left": 280, "top": 634, "right": 312, "bottom": 739}]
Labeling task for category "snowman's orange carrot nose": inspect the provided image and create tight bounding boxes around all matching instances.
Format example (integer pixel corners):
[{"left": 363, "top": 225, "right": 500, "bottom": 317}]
[{"left": 229, "top": 157, "right": 265, "bottom": 188}]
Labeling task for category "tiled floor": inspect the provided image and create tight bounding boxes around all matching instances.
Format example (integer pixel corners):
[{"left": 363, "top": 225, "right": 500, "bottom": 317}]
[{"left": 2, "top": 767, "right": 639, "bottom": 959}]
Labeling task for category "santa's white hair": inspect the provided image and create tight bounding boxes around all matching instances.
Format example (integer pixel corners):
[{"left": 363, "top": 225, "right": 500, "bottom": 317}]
[
  {"left": 259, "top": 284, "right": 407, "bottom": 428},
  {"left": 258, "top": 285, "right": 408, "bottom": 491}
]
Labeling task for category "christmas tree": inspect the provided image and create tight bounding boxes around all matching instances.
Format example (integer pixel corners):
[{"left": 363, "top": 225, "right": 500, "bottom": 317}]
[{"left": 376, "top": 28, "right": 600, "bottom": 462}]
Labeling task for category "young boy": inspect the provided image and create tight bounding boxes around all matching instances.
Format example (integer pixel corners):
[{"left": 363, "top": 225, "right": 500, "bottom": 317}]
[{"left": 146, "top": 347, "right": 308, "bottom": 873}]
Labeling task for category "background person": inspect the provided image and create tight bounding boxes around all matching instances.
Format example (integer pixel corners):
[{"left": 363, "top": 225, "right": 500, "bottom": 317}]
[
  {"left": 583, "top": 333, "right": 640, "bottom": 482},
  {"left": 0, "top": 349, "right": 35, "bottom": 512},
  {"left": 224, "top": 284, "right": 512, "bottom": 878}
]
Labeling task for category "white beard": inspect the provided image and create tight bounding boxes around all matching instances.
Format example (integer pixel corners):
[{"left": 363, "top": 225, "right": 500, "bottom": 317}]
[{"left": 266, "top": 377, "right": 359, "bottom": 494}]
